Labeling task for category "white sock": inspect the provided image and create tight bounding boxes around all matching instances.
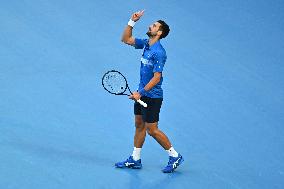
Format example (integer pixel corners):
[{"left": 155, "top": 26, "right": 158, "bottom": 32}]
[
  {"left": 166, "top": 146, "right": 179, "bottom": 157},
  {"left": 131, "top": 147, "right": 142, "bottom": 161}
]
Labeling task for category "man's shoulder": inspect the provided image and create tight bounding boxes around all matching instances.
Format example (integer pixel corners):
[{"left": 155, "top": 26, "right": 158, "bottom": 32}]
[
  {"left": 135, "top": 38, "right": 148, "bottom": 43},
  {"left": 134, "top": 38, "right": 148, "bottom": 49},
  {"left": 153, "top": 45, "right": 166, "bottom": 57}
]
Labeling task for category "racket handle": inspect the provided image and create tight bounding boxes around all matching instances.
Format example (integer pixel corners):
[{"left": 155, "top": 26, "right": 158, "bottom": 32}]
[{"left": 137, "top": 99, "right": 147, "bottom": 108}]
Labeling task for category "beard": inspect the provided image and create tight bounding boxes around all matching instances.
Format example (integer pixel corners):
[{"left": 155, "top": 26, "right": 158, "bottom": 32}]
[{"left": 146, "top": 27, "right": 154, "bottom": 37}]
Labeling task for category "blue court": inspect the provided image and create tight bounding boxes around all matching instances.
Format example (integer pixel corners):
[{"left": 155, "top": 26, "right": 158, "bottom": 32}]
[{"left": 1, "top": 1, "right": 284, "bottom": 188}]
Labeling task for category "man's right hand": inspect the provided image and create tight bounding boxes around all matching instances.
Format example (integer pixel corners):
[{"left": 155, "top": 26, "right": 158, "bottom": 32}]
[{"left": 131, "top": 10, "right": 145, "bottom": 22}]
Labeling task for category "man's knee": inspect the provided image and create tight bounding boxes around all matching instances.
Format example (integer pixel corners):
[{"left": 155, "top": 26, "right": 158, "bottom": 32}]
[
  {"left": 146, "top": 127, "right": 154, "bottom": 136},
  {"left": 146, "top": 123, "right": 158, "bottom": 136}
]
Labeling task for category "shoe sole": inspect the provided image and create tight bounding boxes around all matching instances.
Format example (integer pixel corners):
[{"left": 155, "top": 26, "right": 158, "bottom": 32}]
[{"left": 115, "top": 165, "right": 142, "bottom": 169}]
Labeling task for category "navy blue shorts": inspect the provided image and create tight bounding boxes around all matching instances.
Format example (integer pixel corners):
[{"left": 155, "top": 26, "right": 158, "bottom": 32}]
[{"left": 134, "top": 96, "right": 163, "bottom": 123}]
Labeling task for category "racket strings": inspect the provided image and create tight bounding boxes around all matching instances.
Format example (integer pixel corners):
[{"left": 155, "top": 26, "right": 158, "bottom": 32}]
[{"left": 103, "top": 72, "right": 127, "bottom": 94}]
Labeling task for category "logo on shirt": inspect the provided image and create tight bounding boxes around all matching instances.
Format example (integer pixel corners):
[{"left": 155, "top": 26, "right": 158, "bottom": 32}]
[{"left": 141, "top": 57, "right": 153, "bottom": 66}]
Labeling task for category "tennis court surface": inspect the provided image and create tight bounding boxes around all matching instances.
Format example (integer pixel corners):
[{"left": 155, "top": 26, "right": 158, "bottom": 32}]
[{"left": 1, "top": 1, "right": 283, "bottom": 188}]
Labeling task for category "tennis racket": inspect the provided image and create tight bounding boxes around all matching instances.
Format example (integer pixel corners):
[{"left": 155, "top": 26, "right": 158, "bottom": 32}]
[{"left": 102, "top": 70, "right": 147, "bottom": 108}]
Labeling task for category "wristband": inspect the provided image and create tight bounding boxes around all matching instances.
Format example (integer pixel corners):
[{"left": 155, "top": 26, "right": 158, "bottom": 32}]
[
  {"left": 138, "top": 88, "right": 146, "bottom": 96},
  {"left": 128, "top": 19, "right": 136, "bottom": 27}
]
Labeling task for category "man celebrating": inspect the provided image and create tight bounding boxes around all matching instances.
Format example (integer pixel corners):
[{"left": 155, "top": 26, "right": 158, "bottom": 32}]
[{"left": 115, "top": 10, "right": 184, "bottom": 173}]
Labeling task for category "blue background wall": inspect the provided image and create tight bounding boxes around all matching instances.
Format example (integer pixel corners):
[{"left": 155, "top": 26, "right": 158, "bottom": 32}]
[{"left": 1, "top": 0, "right": 284, "bottom": 188}]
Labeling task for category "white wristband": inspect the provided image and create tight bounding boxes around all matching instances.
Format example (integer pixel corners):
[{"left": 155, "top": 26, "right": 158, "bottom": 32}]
[{"left": 128, "top": 19, "right": 136, "bottom": 27}]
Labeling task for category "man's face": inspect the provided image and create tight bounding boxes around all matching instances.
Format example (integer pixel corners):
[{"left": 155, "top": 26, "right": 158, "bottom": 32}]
[{"left": 146, "top": 22, "right": 162, "bottom": 38}]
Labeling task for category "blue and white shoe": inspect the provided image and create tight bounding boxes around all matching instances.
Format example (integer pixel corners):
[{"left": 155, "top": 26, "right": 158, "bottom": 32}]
[
  {"left": 162, "top": 154, "right": 184, "bottom": 173},
  {"left": 115, "top": 156, "right": 142, "bottom": 169}
]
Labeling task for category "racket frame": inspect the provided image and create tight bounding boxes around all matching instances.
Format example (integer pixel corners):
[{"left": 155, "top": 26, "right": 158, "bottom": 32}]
[{"left": 102, "top": 70, "right": 147, "bottom": 107}]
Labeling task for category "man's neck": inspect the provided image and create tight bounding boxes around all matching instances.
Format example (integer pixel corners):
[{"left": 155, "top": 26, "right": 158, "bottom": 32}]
[{"left": 149, "top": 36, "right": 160, "bottom": 46}]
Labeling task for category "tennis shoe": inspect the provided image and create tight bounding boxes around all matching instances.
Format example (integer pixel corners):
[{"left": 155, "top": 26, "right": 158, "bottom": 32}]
[
  {"left": 115, "top": 156, "right": 142, "bottom": 169},
  {"left": 162, "top": 154, "right": 184, "bottom": 173}
]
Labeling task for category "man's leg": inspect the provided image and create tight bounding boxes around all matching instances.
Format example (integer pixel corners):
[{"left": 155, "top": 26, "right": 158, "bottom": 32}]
[
  {"left": 145, "top": 122, "right": 171, "bottom": 150},
  {"left": 134, "top": 115, "right": 146, "bottom": 148},
  {"left": 131, "top": 115, "right": 146, "bottom": 161},
  {"left": 145, "top": 122, "right": 184, "bottom": 173},
  {"left": 114, "top": 104, "right": 145, "bottom": 169}
]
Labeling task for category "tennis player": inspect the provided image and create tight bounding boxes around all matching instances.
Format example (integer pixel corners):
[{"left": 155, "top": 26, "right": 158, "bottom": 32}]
[{"left": 115, "top": 10, "right": 184, "bottom": 173}]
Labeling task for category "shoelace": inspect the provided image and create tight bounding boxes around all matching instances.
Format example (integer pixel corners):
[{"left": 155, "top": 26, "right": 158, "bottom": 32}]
[
  {"left": 167, "top": 157, "right": 176, "bottom": 165},
  {"left": 126, "top": 157, "right": 133, "bottom": 162}
]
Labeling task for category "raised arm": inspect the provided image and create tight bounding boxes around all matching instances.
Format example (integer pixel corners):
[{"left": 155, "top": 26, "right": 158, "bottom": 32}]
[{"left": 121, "top": 10, "right": 145, "bottom": 46}]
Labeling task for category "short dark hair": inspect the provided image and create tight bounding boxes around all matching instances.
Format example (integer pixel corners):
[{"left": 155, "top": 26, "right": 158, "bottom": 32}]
[{"left": 157, "top": 20, "right": 170, "bottom": 39}]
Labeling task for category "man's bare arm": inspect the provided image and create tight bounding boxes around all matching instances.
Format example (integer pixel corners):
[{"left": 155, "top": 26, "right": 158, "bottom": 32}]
[
  {"left": 121, "top": 10, "right": 145, "bottom": 46},
  {"left": 143, "top": 72, "right": 161, "bottom": 92}
]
